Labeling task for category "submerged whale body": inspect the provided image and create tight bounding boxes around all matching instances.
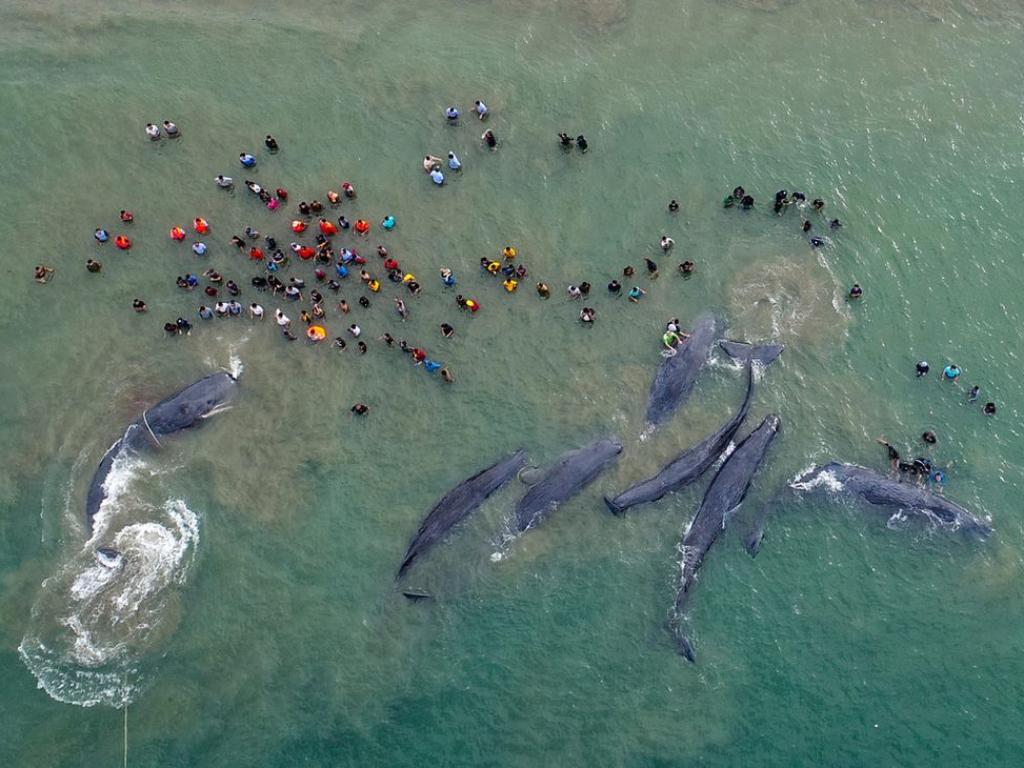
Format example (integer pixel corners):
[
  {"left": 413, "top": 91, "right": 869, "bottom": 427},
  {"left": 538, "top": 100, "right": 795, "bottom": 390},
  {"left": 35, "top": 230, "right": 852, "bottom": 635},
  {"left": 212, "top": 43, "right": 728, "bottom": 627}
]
[
  {"left": 670, "top": 414, "right": 781, "bottom": 662},
  {"left": 84, "top": 372, "right": 238, "bottom": 533},
  {"left": 791, "top": 462, "right": 992, "bottom": 536},
  {"left": 396, "top": 449, "right": 528, "bottom": 580}
]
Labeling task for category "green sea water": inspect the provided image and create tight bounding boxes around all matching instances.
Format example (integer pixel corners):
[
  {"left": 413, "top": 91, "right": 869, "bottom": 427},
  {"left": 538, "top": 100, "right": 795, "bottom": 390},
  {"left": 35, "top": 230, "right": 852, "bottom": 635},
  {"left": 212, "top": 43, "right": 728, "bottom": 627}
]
[{"left": 2, "top": 0, "right": 1024, "bottom": 764}]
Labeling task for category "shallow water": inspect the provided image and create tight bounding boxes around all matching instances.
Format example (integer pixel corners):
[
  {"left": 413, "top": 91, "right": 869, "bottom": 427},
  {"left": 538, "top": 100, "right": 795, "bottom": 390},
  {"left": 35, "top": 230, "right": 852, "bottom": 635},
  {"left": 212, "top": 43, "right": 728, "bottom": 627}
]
[{"left": 2, "top": 0, "right": 1024, "bottom": 764}]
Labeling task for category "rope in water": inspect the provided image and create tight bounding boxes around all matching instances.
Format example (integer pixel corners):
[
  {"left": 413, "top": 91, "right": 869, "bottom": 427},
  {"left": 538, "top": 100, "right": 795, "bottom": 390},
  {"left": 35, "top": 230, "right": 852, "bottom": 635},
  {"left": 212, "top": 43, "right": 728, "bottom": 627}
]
[{"left": 122, "top": 683, "right": 129, "bottom": 768}]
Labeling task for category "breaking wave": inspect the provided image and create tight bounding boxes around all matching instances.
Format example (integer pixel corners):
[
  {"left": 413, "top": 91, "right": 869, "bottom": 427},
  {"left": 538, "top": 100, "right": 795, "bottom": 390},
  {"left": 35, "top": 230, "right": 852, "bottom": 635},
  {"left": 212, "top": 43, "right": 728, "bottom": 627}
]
[{"left": 19, "top": 453, "right": 200, "bottom": 708}]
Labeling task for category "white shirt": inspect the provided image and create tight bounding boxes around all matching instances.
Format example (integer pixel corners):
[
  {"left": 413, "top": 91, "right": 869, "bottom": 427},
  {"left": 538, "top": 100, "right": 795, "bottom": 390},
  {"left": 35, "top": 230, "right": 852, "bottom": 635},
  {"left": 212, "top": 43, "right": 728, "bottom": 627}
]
[
  {"left": 475, "top": 101, "right": 488, "bottom": 116},
  {"left": 430, "top": 169, "right": 444, "bottom": 185},
  {"left": 275, "top": 311, "right": 289, "bottom": 326},
  {"left": 215, "top": 176, "right": 233, "bottom": 187},
  {"left": 349, "top": 325, "right": 361, "bottom": 337},
  {"left": 251, "top": 305, "right": 264, "bottom": 318}
]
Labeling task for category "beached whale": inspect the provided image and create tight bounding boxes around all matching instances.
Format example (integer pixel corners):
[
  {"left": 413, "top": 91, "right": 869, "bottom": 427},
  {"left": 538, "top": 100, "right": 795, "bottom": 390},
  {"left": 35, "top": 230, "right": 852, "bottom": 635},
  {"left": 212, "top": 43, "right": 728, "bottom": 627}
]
[
  {"left": 85, "top": 372, "right": 238, "bottom": 533},
  {"left": 646, "top": 313, "right": 720, "bottom": 427},
  {"left": 513, "top": 438, "right": 622, "bottom": 533},
  {"left": 791, "top": 462, "right": 992, "bottom": 536},
  {"left": 606, "top": 364, "right": 754, "bottom": 515},
  {"left": 645, "top": 313, "right": 782, "bottom": 428},
  {"left": 670, "top": 414, "right": 781, "bottom": 662},
  {"left": 396, "top": 449, "right": 528, "bottom": 580}
]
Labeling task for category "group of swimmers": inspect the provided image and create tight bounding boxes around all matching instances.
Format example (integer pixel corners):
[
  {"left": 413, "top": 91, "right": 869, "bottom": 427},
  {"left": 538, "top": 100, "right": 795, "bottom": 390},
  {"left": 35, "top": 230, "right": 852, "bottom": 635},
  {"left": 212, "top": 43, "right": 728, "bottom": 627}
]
[
  {"left": 876, "top": 438, "right": 947, "bottom": 487},
  {"left": 144, "top": 121, "right": 180, "bottom": 140},
  {"left": 724, "top": 185, "right": 841, "bottom": 248},
  {"left": 424, "top": 100, "right": 495, "bottom": 185},
  {"left": 557, "top": 133, "right": 589, "bottom": 152},
  {"left": 915, "top": 360, "right": 996, "bottom": 415}
]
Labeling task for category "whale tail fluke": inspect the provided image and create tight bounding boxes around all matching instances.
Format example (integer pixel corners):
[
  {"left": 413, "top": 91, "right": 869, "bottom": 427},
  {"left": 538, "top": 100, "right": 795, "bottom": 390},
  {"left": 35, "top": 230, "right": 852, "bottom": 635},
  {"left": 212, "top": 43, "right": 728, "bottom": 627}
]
[
  {"left": 402, "top": 590, "right": 433, "bottom": 602},
  {"left": 604, "top": 495, "right": 625, "bottom": 515},
  {"left": 745, "top": 528, "right": 765, "bottom": 557},
  {"left": 720, "top": 340, "right": 784, "bottom": 367}
]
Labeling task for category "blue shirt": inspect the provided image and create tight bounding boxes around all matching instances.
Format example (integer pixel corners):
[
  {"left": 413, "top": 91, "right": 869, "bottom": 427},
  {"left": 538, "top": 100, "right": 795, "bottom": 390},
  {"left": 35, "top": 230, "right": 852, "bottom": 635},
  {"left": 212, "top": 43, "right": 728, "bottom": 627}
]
[
  {"left": 943, "top": 365, "right": 960, "bottom": 379},
  {"left": 431, "top": 170, "right": 444, "bottom": 185},
  {"left": 448, "top": 155, "right": 461, "bottom": 170}
]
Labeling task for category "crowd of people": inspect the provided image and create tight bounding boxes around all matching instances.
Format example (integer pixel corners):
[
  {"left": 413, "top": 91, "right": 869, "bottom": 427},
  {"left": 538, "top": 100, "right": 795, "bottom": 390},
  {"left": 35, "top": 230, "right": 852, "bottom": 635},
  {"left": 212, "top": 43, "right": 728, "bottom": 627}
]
[{"left": 30, "top": 110, "right": 1000, "bottom": 429}]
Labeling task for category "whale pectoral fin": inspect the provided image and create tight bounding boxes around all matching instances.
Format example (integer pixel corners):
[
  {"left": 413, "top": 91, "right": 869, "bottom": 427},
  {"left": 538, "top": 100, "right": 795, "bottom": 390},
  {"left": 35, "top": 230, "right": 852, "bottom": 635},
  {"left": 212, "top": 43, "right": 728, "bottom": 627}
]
[
  {"left": 745, "top": 528, "right": 765, "bottom": 557},
  {"left": 200, "top": 404, "right": 233, "bottom": 419}
]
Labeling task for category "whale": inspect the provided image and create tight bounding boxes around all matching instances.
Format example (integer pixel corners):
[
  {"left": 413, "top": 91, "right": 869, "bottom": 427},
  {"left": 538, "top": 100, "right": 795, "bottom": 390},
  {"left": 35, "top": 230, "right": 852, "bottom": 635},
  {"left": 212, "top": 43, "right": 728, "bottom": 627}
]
[
  {"left": 606, "top": 364, "right": 754, "bottom": 515},
  {"left": 85, "top": 372, "right": 238, "bottom": 533},
  {"left": 645, "top": 313, "right": 782, "bottom": 429},
  {"left": 791, "top": 462, "right": 992, "bottom": 537},
  {"left": 513, "top": 438, "right": 622, "bottom": 533},
  {"left": 669, "top": 414, "right": 781, "bottom": 662},
  {"left": 645, "top": 313, "right": 719, "bottom": 427},
  {"left": 396, "top": 449, "right": 528, "bottom": 580}
]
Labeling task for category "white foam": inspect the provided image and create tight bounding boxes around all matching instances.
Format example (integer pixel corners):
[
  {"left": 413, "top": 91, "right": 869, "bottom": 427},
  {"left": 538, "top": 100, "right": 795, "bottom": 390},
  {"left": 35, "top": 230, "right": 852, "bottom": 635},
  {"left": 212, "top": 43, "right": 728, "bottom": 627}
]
[
  {"left": 227, "top": 352, "right": 245, "bottom": 379},
  {"left": 20, "top": 498, "right": 200, "bottom": 708},
  {"left": 790, "top": 465, "right": 844, "bottom": 493},
  {"left": 87, "top": 445, "right": 146, "bottom": 544}
]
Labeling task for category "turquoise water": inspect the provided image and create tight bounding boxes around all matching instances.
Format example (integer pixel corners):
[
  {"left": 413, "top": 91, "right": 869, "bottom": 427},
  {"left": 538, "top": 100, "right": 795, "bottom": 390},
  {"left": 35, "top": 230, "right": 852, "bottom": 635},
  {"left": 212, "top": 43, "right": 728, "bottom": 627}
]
[{"left": 2, "top": 0, "right": 1024, "bottom": 764}]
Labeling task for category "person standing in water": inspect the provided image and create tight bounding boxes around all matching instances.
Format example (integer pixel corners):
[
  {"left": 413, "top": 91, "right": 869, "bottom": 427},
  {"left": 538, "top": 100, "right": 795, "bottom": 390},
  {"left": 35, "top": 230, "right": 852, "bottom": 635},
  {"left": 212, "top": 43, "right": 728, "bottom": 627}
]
[
  {"left": 967, "top": 385, "right": 980, "bottom": 402},
  {"left": 876, "top": 438, "right": 901, "bottom": 474},
  {"left": 395, "top": 297, "right": 409, "bottom": 321}
]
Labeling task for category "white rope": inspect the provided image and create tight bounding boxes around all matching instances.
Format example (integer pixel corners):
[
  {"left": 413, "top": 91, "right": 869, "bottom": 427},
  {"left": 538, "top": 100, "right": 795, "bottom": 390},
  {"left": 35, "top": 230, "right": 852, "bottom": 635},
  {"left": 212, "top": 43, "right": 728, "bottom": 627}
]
[
  {"left": 123, "top": 689, "right": 129, "bottom": 768},
  {"left": 140, "top": 410, "right": 161, "bottom": 447}
]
